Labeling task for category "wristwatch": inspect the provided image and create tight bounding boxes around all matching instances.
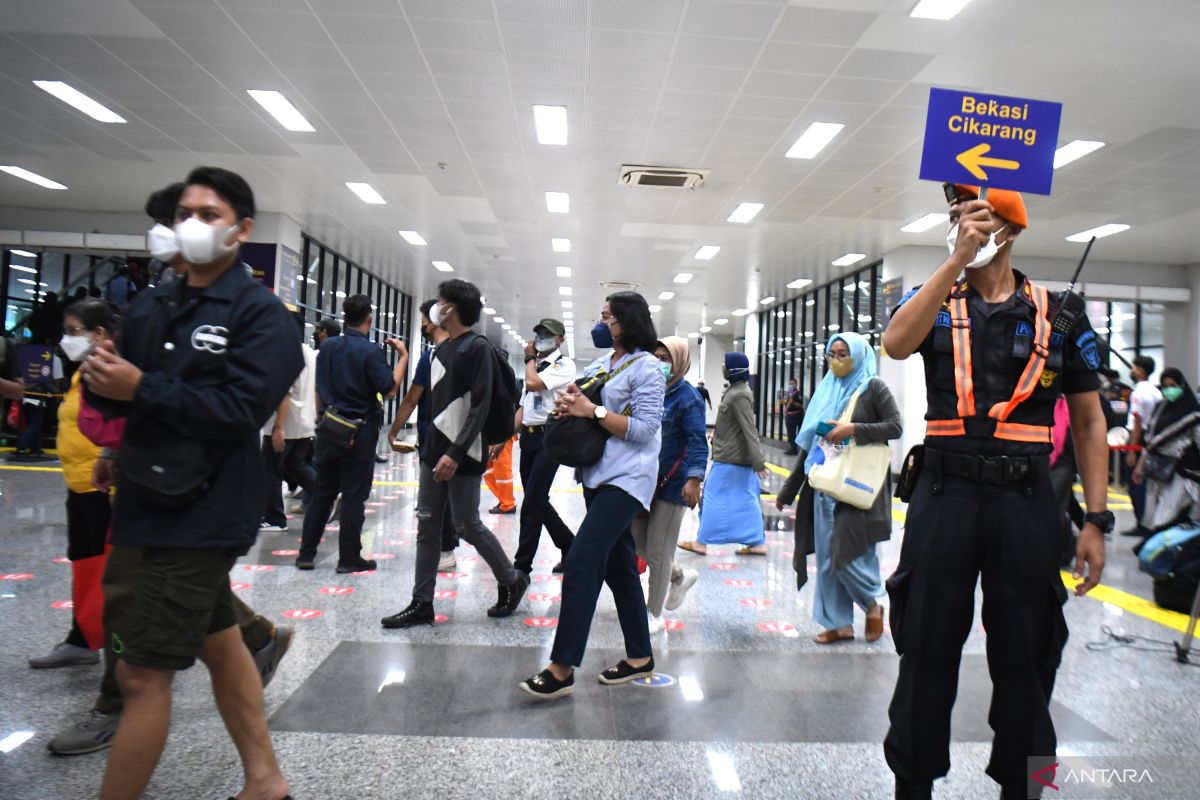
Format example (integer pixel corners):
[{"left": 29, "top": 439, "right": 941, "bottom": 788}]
[
  {"left": 593, "top": 405, "right": 608, "bottom": 420},
  {"left": 524, "top": 355, "right": 537, "bottom": 364},
  {"left": 1084, "top": 510, "right": 1115, "bottom": 534}
]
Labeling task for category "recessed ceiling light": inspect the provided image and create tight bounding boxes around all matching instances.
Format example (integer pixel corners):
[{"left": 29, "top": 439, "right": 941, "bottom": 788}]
[
  {"left": 562, "top": 311, "right": 574, "bottom": 319},
  {"left": 545, "top": 191, "right": 570, "bottom": 213},
  {"left": 346, "top": 182, "right": 386, "bottom": 204},
  {"left": 432, "top": 260, "right": 453, "bottom": 272},
  {"left": 335, "top": 290, "right": 346, "bottom": 298},
  {"left": 494, "top": 317, "right": 505, "bottom": 323},
  {"left": 900, "top": 212, "right": 950, "bottom": 233},
  {"left": 398, "top": 230, "right": 427, "bottom": 245},
  {"left": 34, "top": 80, "right": 126, "bottom": 123},
  {"left": 785, "top": 122, "right": 844, "bottom": 159},
  {"left": 0, "top": 166, "right": 67, "bottom": 190},
  {"left": 699, "top": 325, "right": 712, "bottom": 333},
  {"left": 806, "top": 299, "right": 816, "bottom": 307},
  {"left": 828, "top": 323, "right": 841, "bottom": 331},
  {"left": 11, "top": 249, "right": 36, "bottom": 258},
  {"left": 559, "top": 286, "right": 572, "bottom": 296},
  {"left": 556, "top": 266, "right": 572, "bottom": 278},
  {"left": 1066, "top": 223, "right": 1130, "bottom": 242},
  {"left": 658, "top": 291, "right": 675, "bottom": 301},
  {"left": 760, "top": 296, "right": 776, "bottom": 305},
  {"left": 482, "top": 307, "right": 496, "bottom": 314},
  {"left": 561, "top": 300, "right": 573, "bottom": 309},
  {"left": 694, "top": 245, "right": 720, "bottom": 260},
  {"left": 713, "top": 318, "right": 729, "bottom": 325},
  {"left": 674, "top": 272, "right": 694, "bottom": 284},
  {"left": 910, "top": 0, "right": 972, "bottom": 21},
  {"left": 533, "top": 104, "right": 568, "bottom": 145},
  {"left": 787, "top": 277, "right": 814, "bottom": 290},
  {"left": 832, "top": 253, "right": 866, "bottom": 267},
  {"left": 1053, "top": 140, "right": 1105, "bottom": 169},
  {"left": 648, "top": 304, "right": 662, "bottom": 313},
  {"left": 727, "top": 202, "right": 764, "bottom": 223},
  {"left": 246, "top": 89, "right": 314, "bottom": 132},
  {"left": 9, "top": 263, "right": 36, "bottom": 274},
  {"left": 502, "top": 324, "right": 512, "bottom": 330},
  {"left": 551, "top": 238, "right": 570, "bottom": 253},
  {"left": 732, "top": 308, "right": 750, "bottom": 317}
]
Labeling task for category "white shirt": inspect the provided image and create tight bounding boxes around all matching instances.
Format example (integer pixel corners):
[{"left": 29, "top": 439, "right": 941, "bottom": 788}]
[
  {"left": 519, "top": 349, "right": 575, "bottom": 426},
  {"left": 264, "top": 344, "right": 319, "bottom": 439},
  {"left": 1128, "top": 380, "right": 1163, "bottom": 430}
]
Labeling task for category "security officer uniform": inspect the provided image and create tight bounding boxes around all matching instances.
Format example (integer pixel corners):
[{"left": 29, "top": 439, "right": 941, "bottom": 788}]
[{"left": 884, "top": 203, "right": 1103, "bottom": 796}]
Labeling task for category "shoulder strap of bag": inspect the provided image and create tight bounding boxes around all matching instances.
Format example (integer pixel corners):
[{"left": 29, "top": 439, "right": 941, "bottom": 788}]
[
  {"left": 600, "top": 352, "right": 646, "bottom": 384},
  {"left": 837, "top": 384, "right": 868, "bottom": 424}
]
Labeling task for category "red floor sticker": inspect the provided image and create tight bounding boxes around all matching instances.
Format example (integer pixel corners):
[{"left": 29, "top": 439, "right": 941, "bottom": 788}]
[
  {"left": 366, "top": 501, "right": 387, "bottom": 507},
  {"left": 757, "top": 621, "right": 797, "bottom": 634},
  {"left": 724, "top": 579, "right": 754, "bottom": 588},
  {"left": 457, "top": 555, "right": 479, "bottom": 563},
  {"left": 532, "top": 574, "right": 564, "bottom": 583},
  {"left": 348, "top": 570, "right": 376, "bottom": 576},
  {"left": 283, "top": 609, "right": 323, "bottom": 620},
  {"left": 527, "top": 593, "right": 559, "bottom": 603},
  {"left": 243, "top": 565, "right": 275, "bottom": 572},
  {"left": 438, "top": 571, "right": 468, "bottom": 579},
  {"left": 739, "top": 598, "right": 773, "bottom": 608},
  {"left": 320, "top": 586, "right": 355, "bottom": 596},
  {"left": 271, "top": 549, "right": 299, "bottom": 556},
  {"left": 664, "top": 619, "right": 685, "bottom": 631},
  {"left": 433, "top": 590, "right": 458, "bottom": 599},
  {"left": 385, "top": 540, "right": 409, "bottom": 546},
  {"left": 229, "top": 582, "right": 251, "bottom": 591},
  {"left": 524, "top": 617, "right": 558, "bottom": 628},
  {"left": 434, "top": 614, "right": 448, "bottom": 624},
  {"left": 51, "top": 600, "right": 73, "bottom": 609},
  {"left": 2, "top": 573, "right": 33, "bottom": 581},
  {"left": 52, "top": 557, "right": 70, "bottom": 564},
  {"left": 368, "top": 553, "right": 395, "bottom": 560},
  {"left": 709, "top": 563, "right": 737, "bottom": 571}
]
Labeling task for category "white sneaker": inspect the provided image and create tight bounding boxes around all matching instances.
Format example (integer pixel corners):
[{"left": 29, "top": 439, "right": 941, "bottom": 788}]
[
  {"left": 647, "top": 613, "right": 665, "bottom": 635},
  {"left": 260, "top": 521, "right": 288, "bottom": 532},
  {"left": 665, "top": 568, "right": 699, "bottom": 611},
  {"left": 438, "top": 551, "right": 457, "bottom": 571}
]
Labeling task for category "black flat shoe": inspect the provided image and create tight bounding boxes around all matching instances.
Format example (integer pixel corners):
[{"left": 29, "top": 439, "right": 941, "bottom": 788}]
[
  {"left": 598, "top": 657, "right": 655, "bottom": 685},
  {"left": 519, "top": 668, "right": 574, "bottom": 700},
  {"left": 336, "top": 559, "right": 377, "bottom": 574},
  {"left": 381, "top": 600, "right": 434, "bottom": 629}
]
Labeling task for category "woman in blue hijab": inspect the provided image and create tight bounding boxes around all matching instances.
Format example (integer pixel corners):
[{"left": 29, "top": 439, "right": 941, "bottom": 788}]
[{"left": 777, "top": 332, "right": 902, "bottom": 644}]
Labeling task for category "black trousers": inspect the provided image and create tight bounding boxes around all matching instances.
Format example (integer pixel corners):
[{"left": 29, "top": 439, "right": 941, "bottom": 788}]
[
  {"left": 282, "top": 438, "right": 317, "bottom": 496},
  {"left": 784, "top": 414, "right": 800, "bottom": 450},
  {"left": 513, "top": 430, "right": 574, "bottom": 575},
  {"left": 64, "top": 490, "right": 111, "bottom": 649},
  {"left": 884, "top": 460, "right": 1067, "bottom": 791},
  {"left": 299, "top": 423, "right": 379, "bottom": 565}
]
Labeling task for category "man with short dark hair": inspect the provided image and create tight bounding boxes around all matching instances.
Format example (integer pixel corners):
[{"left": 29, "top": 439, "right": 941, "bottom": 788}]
[
  {"left": 1123, "top": 354, "right": 1161, "bottom": 536},
  {"left": 81, "top": 165, "right": 299, "bottom": 800},
  {"left": 382, "top": 279, "right": 529, "bottom": 628},
  {"left": 297, "top": 294, "right": 407, "bottom": 572},
  {"left": 782, "top": 377, "right": 804, "bottom": 455}
]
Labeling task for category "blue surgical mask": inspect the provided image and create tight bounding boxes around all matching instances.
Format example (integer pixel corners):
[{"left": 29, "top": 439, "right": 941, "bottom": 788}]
[{"left": 591, "top": 321, "right": 613, "bottom": 349}]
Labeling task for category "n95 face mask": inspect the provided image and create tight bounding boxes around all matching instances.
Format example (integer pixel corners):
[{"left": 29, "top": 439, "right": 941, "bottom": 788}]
[
  {"left": 147, "top": 223, "right": 179, "bottom": 262},
  {"left": 175, "top": 217, "right": 240, "bottom": 266}
]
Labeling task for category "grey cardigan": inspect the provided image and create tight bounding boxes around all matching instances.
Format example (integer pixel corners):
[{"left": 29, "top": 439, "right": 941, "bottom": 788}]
[
  {"left": 777, "top": 377, "right": 902, "bottom": 587},
  {"left": 710, "top": 381, "right": 766, "bottom": 472}
]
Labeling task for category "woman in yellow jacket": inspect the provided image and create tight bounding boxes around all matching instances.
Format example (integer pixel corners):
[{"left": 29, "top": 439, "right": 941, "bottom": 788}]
[{"left": 28, "top": 299, "right": 118, "bottom": 669}]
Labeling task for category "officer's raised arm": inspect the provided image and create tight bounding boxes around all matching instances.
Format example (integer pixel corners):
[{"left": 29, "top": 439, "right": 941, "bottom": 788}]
[{"left": 882, "top": 198, "right": 994, "bottom": 360}]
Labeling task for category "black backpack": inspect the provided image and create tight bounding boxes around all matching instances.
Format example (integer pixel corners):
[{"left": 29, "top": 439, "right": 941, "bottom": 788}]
[{"left": 461, "top": 333, "right": 519, "bottom": 447}]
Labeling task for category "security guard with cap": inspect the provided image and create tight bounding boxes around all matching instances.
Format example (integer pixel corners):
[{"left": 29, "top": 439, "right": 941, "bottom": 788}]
[{"left": 882, "top": 184, "right": 1110, "bottom": 800}]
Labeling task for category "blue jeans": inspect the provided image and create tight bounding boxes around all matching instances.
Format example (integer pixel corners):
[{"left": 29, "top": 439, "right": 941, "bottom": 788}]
[
  {"left": 550, "top": 485, "right": 651, "bottom": 667},
  {"left": 812, "top": 491, "right": 884, "bottom": 630}
]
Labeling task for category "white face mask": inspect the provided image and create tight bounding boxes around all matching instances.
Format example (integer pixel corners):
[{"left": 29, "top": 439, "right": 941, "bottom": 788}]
[
  {"left": 60, "top": 334, "right": 93, "bottom": 362},
  {"left": 535, "top": 335, "right": 557, "bottom": 353},
  {"left": 147, "top": 223, "right": 179, "bottom": 262},
  {"left": 946, "top": 222, "right": 1009, "bottom": 269},
  {"left": 429, "top": 302, "right": 454, "bottom": 327},
  {"left": 175, "top": 217, "right": 240, "bottom": 266}
]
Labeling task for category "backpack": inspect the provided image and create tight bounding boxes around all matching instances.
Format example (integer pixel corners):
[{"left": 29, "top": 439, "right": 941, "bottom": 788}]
[
  {"left": 460, "top": 333, "right": 519, "bottom": 447},
  {"left": 1137, "top": 522, "right": 1200, "bottom": 613}
]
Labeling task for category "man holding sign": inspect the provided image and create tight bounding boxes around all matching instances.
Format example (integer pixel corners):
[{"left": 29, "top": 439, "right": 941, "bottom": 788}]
[{"left": 882, "top": 181, "right": 1110, "bottom": 799}]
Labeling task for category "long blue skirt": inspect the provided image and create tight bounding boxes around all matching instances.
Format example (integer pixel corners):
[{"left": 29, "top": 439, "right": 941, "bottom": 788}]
[{"left": 697, "top": 462, "right": 765, "bottom": 546}]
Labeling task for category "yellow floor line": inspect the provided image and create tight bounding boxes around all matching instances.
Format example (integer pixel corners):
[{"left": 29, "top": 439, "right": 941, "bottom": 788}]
[
  {"left": 1058, "top": 572, "right": 1194, "bottom": 634},
  {"left": 0, "top": 464, "right": 63, "bottom": 473},
  {"left": 764, "top": 461, "right": 791, "bottom": 478}
]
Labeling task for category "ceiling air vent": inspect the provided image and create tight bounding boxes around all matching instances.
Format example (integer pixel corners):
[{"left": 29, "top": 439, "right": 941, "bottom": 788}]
[
  {"left": 619, "top": 165, "right": 709, "bottom": 190},
  {"left": 599, "top": 281, "right": 640, "bottom": 290}
]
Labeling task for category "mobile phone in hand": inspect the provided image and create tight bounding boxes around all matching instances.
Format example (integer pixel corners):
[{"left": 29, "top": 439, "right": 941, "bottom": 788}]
[{"left": 816, "top": 421, "right": 835, "bottom": 438}]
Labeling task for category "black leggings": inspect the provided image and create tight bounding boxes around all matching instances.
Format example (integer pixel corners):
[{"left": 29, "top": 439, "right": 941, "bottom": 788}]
[{"left": 65, "top": 490, "right": 110, "bottom": 648}]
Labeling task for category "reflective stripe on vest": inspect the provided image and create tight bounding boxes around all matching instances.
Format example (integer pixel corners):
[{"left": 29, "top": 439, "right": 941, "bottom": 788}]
[{"left": 928, "top": 280, "right": 1053, "bottom": 444}]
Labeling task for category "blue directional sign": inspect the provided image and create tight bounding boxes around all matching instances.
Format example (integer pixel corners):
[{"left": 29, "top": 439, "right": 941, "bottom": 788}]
[{"left": 919, "top": 87, "right": 1063, "bottom": 195}]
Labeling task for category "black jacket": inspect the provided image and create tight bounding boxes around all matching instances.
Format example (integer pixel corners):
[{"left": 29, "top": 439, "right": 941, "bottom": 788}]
[{"left": 88, "top": 264, "right": 303, "bottom": 552}]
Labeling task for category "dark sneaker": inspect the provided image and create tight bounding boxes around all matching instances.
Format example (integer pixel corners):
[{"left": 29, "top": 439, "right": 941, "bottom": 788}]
[
  {"left": 251, "top": 624, "right": 294, "bottom": 688},
  {"left": 489, "top": 504, "right": 516, "bottom": 514},
  {"left": 295, "top": 556, "right": 315, "bottom": 570},
  {"left": 47, "top": 709, "right": 120, "bottom": 755},
  {"left": 336, "top": 559, "right": 377, "bottom": 574},
  {"left": 381, "top": 600, "right": 435, "bottom": 629},
  {"left": 29, "top": 642, "right": 99, "bottom": 669},
  {"left": 552, "top": 560, "right": 565, "bottom": 574},
  {"left": 488, "top": 572, "right": 531, "bottom": 618},
  {"left": 518, "top": 668, "right": 574, "bottom": 700},
  {"left": 598, "top": 657, "right": 655, "bottom": 685}
]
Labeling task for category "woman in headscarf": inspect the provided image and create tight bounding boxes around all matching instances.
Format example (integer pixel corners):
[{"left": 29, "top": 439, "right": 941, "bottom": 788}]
[
  {"left": 633, "top": 337, "right": 708, "bottom": 632},
  {"left": 1134, "top": 367, "right": 1200, "bottom": 533},
  {"left": 679, "top": 351, "right": 769, "bottom": 556},
  {"left": 776, "top": 333, "right": 902, "bottom": 644}
]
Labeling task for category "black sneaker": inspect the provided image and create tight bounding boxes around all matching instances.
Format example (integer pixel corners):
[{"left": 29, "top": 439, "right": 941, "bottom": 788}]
[
  {"left": 895, "top": 778, "right": 933, "bottom": 800},
  {"left": 552, "top": 559, "right": 565, "bottom": 574},
  {"left": 295, "top": 556, "right": 315, "bottom": 570},
  {"left": 598, "top": 657, "right": 655, "bottom": 685},
  {"left": 488, "top": 572, "right": 531, "bottom": 618},
  {"left": 251, "top": 625, "right": 294, "bottom": 688},
  {"left": 336, "top": 559, "right": 377, "bottom": 574},
  {"left": 381, "top": 600, "right": 435, "bottom": 629},
  {"left": 518, "top": 668, "right": 574, "bottom": 700}
]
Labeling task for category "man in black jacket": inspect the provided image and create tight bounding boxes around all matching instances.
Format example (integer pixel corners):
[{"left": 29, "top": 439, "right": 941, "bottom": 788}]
[{"left": 81, "top": 166, "right": 300, "bottom": 800}]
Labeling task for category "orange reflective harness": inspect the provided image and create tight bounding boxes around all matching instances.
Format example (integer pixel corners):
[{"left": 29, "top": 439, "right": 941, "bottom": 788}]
[{"left": 926, "top": 280, "right": 1054, "bottom": 445}]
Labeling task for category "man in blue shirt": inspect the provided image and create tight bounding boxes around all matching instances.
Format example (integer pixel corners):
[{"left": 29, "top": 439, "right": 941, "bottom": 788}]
[{"left": 297, "top": 294, "right": 407, "bottom": 572}]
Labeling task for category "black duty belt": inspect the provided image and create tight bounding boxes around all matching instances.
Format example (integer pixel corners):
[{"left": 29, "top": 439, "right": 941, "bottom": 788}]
[
  {"left": 924, "top": 448, "right": 1047, "bottom": 487},
  {"left": 521, "top": 425, "right": 546, "bottom": 435}
]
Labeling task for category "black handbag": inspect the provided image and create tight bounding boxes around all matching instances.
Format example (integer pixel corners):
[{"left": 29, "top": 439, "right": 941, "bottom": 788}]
[
  {"left": 316, "top": 407, "right": 364, "bottom": 449},
  {"left": 544, "top": 354, "right": 645, "bottom": 468}
]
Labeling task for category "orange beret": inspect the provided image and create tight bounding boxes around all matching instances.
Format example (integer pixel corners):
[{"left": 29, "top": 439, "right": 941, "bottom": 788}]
[{"left": 947, "top": 183, "right": 1028, "bottom": 229}]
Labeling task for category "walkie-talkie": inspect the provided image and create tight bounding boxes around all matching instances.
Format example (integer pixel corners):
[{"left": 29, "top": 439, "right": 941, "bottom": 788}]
[{"left": 1049, "top": 236, "right": 1096, "bottom": 335}]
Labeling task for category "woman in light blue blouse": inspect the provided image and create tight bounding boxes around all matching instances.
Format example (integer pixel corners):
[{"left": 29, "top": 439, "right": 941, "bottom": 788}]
[{"left": 519, "top": 291, "right": 665, "bottom": 700}]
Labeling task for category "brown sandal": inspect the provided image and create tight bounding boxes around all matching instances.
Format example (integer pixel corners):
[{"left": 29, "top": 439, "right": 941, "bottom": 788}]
[
  {"left": 865, "top": 609, "right": 884, "bottom": 643},
  {"left": 677, "top": 541, "right": 706, "bottom": 555},
  {"left": 813, "top": 629, "right": 855, "bottom": 645},
  {"left": 735, "top": 545, "right": 768, "bottom": 556}
]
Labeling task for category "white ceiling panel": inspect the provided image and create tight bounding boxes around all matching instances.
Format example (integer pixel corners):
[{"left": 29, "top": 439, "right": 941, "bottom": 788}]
[
  {"left": 672, "top": 35, "right": 764, "bottom": 70},
  {"left": 586, "top": 29, "right": 677, "bottom": 63},
  {"left": 755, "top": 41, "right": 850, "bottom": 74},
  {"left": 771, "top": 7, "right": 876, "bottom": 45},
  {"left": 835, "top": 48, "right": 934, "bottom": 81},
  {"left": 681, "top": 1, "right": 783, "bottom": 40},
  {"left": 664, "top": 65, "right": 750, "bottom": 95},
  {"left": 408, "top": 19, "right": 502, "bottom": 54},
  {"left": 318, "top": 14, "right": 418, "bottom": 49},
  {"left": 591, "top": 0, "right": 687, "bottom": 34}
]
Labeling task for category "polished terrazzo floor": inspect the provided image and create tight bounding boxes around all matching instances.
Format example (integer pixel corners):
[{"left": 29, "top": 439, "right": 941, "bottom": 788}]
[{"left": 2, "top": 440, "right": 1198, "bottom": 799}]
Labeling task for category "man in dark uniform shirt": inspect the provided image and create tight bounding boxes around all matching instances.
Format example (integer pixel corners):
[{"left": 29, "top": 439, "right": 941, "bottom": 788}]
[{"left": 882, "top": 185, "right": 1109, "bottom": 800}]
